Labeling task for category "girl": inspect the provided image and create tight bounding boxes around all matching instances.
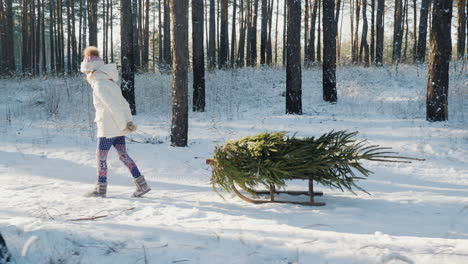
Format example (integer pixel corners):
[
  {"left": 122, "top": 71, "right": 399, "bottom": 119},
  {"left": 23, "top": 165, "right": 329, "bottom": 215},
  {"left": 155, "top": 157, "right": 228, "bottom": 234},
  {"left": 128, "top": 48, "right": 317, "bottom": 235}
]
[{"left": 80, "top": 46, "right": 151, "bottom": 198}]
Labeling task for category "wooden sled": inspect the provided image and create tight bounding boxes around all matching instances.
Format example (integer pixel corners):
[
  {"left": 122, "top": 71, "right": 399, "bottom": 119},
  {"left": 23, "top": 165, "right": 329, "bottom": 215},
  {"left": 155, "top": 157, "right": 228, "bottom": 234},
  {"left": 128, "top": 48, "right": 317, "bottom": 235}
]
[{"left": 207, "top": 158, "right": 326, "bottom": 206}]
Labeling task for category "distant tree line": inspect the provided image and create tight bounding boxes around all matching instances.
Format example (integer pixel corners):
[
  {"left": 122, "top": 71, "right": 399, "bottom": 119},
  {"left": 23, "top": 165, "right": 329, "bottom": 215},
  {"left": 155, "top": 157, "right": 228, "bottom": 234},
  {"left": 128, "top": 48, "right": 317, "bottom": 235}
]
[{"left": 0, "top": 0, "right": 463, "bottom": 146}]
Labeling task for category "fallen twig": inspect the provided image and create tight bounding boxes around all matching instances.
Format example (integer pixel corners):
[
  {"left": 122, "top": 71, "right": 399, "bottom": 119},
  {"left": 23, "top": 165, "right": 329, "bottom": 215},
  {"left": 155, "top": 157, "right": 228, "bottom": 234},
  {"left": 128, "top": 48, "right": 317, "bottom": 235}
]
[{"left": 67, "top": 207, "right": 135, "bottom": 221}]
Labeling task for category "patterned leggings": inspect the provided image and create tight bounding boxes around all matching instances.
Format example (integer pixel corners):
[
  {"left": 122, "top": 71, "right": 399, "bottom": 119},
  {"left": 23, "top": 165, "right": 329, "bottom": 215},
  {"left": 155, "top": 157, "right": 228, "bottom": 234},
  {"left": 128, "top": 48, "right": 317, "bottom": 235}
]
[{"left": 97, "top": 136, "right": 141, "bottom": 183}]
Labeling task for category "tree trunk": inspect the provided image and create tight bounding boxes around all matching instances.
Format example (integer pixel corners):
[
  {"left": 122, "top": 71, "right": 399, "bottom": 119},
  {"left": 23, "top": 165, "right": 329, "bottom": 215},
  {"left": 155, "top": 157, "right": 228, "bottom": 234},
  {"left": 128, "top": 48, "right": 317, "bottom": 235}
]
[
  {"left": 375, "top": 0, "right": 384, "bottom": 65},
  {"left": 78, "top": 0, "right": 82, "bottom": 60},
  {"left": 82, "top": 0, "right": 87, "bottom": 50},
  {"left": 103, "top": 0, "right": 107, "bottom": 62},
  {"left": 416, "top": 0, "right": 430, "bottom": 62},
  {"left": 110, "top": 0, "right": 114, "bottom": 62},
  {"left": 403, "top": 0, "right": 409, "bottom": 61},
  {"left": 360, "top": 0, "right": 369, "bottom": 66},
  {"left": 353, "top": 0, "right": 360, "bottom": 63},
  {"left": 426, "top": 0, "right": 452, "bottom": 122},
  {"left": 317, "top": 0, "right": 321, "bottom": 62},
  {"left": 457, "top": 0, "right": 466, "bottom": 59},
  {"left": 121, "top": 0, "right": 136, "bottom": 115},
  {"left": 143, "top": 0, "right": 150, "bottom": 69},
  {"left": 208, "top": 0, "right": 216, "bottom": 69},
  {"left": 158, "top": 0, "right": 163, "bottom": 66},
  {"left": 230, "top": 0, "right": 237, "bottom": 67},
  {"left": 138, "top": 0, "right": 143, "bottom": 67},
  {"left": 251, "top": 0, "right": 258, "bottom": 66},
  {"left": 260, "top": 0, "right": 267, "bottom": 65},
  {"left": 171, "top": 0, "right": 189, "bottom": 147},
  {"left": 370, "top": 0, "right": 375, "bottom": 63},
  {"left": 72, "top": 0, "right": 78, "bottom": 71},
  {"left": 4, "top": 0, "right": 15, "bottom": 74},
  {"left": 41, "top": 0, "right": 46, "bottom": 73},
  {"left": 266, "top": 0, "right": 273, "bottom": 64},
  {"left": 274, "top": 0, "right": 279, "bottom": 65},
  {"left": 49, "top": 0, "right": 56, "bottom": 73},
  {"left": 412, "top": 0, "right": 417, "bottom": 62},
  {"left": 132, "top": 0, "right": 140, "bottom": 70},
  {"left": 282, "top": 0, "right": 286, "bottom": 66},
  {"left": 67, "top": 0, "right": 71, "bottom": 72},
  {"left": 218, "top": 0, "right": 228, "bottom": 68},
  {"left": 323, "top": 0, "right": 336, "bottom": 102},
  {"left": 0, "top": 0, "right": 6, "bottom": 72},
  {"left": 88, "top": 0, "right": 98, "bottom": 46},
  {"left": 307, "top": 0, "right": 318, "bottom": 64},
  {"left": 304, "top": 0, "right": 309, "bottom": 62},
  {"left": 192, "top": 0, "right": 205, "bottom": 112},
  {"left": 286, "top": 0, "right": 301, "bottom": 115},
  {"left": 163, "top": 0, "right": 171, "bottom": 69},
  {"left": 237, "top": 0, "right": 246, "bottom": 67}
]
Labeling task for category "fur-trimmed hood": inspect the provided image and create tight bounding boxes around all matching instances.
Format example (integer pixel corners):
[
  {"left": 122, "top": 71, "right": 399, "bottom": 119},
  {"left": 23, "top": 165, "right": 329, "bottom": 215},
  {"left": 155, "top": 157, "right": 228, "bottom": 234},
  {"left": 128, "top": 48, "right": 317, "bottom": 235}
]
[{"left": 80, "top": 59, "right": 119, "bottom": 83}]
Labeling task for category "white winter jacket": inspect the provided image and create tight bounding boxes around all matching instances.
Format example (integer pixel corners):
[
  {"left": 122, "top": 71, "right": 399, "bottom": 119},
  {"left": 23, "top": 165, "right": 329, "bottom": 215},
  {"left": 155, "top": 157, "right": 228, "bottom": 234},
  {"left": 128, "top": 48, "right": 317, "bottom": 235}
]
[{"left": 80, "top": 59, "right": 134, "bottom": 138}]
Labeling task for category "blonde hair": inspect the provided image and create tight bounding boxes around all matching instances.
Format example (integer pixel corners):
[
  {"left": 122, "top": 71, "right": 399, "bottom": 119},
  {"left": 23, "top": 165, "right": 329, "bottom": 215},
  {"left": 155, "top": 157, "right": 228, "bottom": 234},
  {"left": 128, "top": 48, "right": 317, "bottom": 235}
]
[{"left": 84, "top": 46, "right": 100, "bottom": 57}]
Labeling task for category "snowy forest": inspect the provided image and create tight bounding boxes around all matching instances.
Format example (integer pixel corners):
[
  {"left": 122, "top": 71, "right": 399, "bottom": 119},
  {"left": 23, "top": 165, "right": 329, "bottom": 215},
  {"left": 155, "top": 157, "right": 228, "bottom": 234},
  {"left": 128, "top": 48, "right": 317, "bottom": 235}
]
[{"left": 0, "top": 0, "right": 467, "bottom": 263}]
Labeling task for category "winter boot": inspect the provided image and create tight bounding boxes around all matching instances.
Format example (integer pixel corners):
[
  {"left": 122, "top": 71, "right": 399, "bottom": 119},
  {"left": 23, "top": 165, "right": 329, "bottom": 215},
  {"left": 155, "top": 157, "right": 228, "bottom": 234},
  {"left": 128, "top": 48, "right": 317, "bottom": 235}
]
[
  {"left": 132, "top": 175, "right": 151, "bottom": 197},
  {"left": 85, "top": 182, "right": 107, "bottom": 198}
]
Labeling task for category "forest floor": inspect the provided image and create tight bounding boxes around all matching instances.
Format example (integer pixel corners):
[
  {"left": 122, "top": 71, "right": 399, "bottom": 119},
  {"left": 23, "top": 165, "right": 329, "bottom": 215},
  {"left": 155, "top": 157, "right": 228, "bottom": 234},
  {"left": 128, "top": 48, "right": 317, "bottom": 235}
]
[{"left": 0, "top": 64, "right": 467, "bottom": 263}]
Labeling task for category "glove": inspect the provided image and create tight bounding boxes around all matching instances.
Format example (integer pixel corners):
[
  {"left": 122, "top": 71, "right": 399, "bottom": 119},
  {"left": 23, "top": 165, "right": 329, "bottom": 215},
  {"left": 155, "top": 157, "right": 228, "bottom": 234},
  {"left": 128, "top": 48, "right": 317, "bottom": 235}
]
[{"left": 123, "top": 121, "right": 138, "bottom": 133}]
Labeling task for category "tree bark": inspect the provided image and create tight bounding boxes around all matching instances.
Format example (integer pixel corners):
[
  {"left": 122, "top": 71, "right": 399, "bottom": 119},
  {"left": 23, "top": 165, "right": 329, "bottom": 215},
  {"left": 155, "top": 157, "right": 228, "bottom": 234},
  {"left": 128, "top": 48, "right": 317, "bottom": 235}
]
[
  {"left": 192, "top": 0, "right": 205, "bottom": 112},
  {"left": 143, "top": 0, "right": 150, "bottom": 70},
  {"left": 132, "top": 0, "right": 140, "bottom": 70},
  {"left": 230, "top": 0, "right": 237, "bottom": 67},
  {"left": 260, "top": 0, "right": 267, "bottom": 65},
  {"left": 375, "top": 0, "right": 384, "bottom": 65},
  {"left": 274, "top": 0, "right": 279, "bottom": 65},
  {"left": 286, "top": 0, "right": 302, "bottom": 114},
  {"left": 307, "top": 0, "right": 318, "bottom": 64},
  {"left": 237, "top": 0, "right": 246, "bottom": 67},
  {"left": 158, "top": 0, "right": 163, "bottom": 65},
  {"left": 121, "top": 0, "right": 136, "bottom": 115},
  {"left": 163, "top": 0, "right": 172, "bottom": 69},
  {"left": 426, "top": 0, "right": 452, "bottom": 122},
  {"left": 360, "top": 0, "right": 369, "bottom": 66},
  {"left": 218, "top": 0, "right": 229, "bottom": 68},
  {"left": 323, "top": 0, "right": 336, "bottom": 102},
  {"left": 266, "top": 0, "right": 273, "bottom": 64},
  {"left": 403, "top": 0, "right": 409, "bottom": 61},
  {"left": 171, "top": 0, "right": 189, "bottom": 147},
  {"left": 457, "top": 0, "right": 466, "bottom": 59},
  {"left": 208, "top": 0, "right": 216, "bottom": 69},
  {"left": 3, "top": 0, "right": 15, "bottom": 74},
  {"left": 412, "top": 0, "right": 417, "bottom": 62},
  {"left": 353, "top": 0, "right": 360, "bottom": 64},
  {"left": 282, "top": 0, "right": 286, "bottom": 66},
  {"left": 370, "top": 0, "right": 375, "bottom": 63},
  {"left": 49, "top": 0, "right": 56, "bottom": 73},
  {"left": 250, "top": 0, "right": 258, "bottom": 66},
  {"left": 88, "top": 0, "right": 98, "bottom": 46},
  {"left": 416, "top": 0, "right": 430, "bottom": 62},
  {"left": 317, "top": 0, "right": 321, "bottom": 62}
]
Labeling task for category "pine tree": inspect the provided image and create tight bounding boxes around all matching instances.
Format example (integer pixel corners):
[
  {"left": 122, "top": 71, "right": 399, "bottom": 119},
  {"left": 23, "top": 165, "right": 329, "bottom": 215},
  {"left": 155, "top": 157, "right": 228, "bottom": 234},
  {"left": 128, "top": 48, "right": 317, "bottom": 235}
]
[
  {"left": 192, "top": 0, "right": 206, "bottom": 112},
  {"left": 121, "top": 0, "right": 136, "bottom": 115},
  {"left": 285, "top": 0, "right": 301, "bottom": 114},
  {"left": 426, "top": 0, "right": 453, "bottom": 122},
  {"left": 323, "top": 0, "right": 337, "bottom": 102},
  {"left": 171, "top": 0, "right": 189, "bottom": 147}
]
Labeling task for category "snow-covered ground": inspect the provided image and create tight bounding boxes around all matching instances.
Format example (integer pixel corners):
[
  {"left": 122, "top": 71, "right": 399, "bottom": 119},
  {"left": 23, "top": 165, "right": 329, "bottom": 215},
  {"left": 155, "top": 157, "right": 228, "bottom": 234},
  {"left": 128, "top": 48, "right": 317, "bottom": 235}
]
[{"left": 0, "top": 64, "right": 467, "bottom": 264}]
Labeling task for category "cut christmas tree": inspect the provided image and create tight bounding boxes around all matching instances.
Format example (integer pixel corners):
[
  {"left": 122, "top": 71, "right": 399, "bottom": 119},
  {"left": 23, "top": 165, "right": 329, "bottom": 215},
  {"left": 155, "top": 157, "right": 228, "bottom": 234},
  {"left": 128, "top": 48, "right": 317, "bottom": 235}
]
[{"left": 207, "top": 131, "right": 422, "bottom": 206}]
